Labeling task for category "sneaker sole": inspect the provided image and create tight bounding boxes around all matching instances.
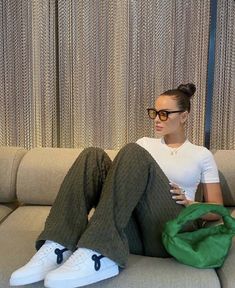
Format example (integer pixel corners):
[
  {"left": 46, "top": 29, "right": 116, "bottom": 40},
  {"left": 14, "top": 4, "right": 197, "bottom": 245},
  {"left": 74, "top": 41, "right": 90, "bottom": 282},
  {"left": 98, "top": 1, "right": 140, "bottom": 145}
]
[{"left": 44, "top": 265, "right": 119, "bottom": 288}]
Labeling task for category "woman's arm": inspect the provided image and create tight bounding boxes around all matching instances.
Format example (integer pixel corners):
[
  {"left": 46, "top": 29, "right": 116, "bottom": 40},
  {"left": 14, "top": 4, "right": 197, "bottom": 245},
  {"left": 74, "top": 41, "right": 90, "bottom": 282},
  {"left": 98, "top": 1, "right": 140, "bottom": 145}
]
[
  {"left": 202, "top": 182, "right": 223, "bottom": 204},
  {"left": 186, "top": 183, "right": 223, "bottom": 221},
  {"left": 200, "top": 182, "right": 223, "bottom": 221},
  {"left": 170, "top": 182, "right": 223, "bottom": 221}
]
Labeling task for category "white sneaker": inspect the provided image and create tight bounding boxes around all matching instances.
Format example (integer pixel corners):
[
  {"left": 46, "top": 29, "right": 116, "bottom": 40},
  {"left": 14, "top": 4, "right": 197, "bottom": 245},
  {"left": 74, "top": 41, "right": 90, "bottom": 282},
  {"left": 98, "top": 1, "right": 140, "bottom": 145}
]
[
  {"left": 10, "top": 240, "right": 72, "bottom": 286},
  {"left": 44, "top": 248, "right": 119, "bottom": 288}
]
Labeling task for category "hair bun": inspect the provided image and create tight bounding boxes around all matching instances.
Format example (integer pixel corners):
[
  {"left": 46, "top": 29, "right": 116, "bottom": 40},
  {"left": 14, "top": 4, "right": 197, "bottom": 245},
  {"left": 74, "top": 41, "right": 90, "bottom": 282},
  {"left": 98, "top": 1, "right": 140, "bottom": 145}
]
[{"left": 177, "top": 83, "right": 196, "bottom": 97}]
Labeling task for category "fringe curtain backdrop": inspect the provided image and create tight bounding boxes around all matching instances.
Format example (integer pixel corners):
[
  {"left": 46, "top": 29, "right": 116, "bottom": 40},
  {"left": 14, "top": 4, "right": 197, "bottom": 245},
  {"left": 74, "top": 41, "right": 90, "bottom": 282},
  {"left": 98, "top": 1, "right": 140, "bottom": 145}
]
[
  {"left": 210, "top": 0, "right": 235, "bottom": 150},
  {"left": 57, "top": 0, "right": 210, "bottom": 149},
  {"left": 0, "top": 0, "right": 222, "bottom": 150},
  {"left": 0, "top": 0, "right": 58, "bottom": 148}
]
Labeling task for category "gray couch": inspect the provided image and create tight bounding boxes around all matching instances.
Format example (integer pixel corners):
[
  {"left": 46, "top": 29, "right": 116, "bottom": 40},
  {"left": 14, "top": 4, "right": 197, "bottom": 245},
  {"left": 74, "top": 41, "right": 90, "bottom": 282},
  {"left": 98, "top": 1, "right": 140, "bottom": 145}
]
[{"left": 0, "top": 146, "right": 235, "bottom": 288}]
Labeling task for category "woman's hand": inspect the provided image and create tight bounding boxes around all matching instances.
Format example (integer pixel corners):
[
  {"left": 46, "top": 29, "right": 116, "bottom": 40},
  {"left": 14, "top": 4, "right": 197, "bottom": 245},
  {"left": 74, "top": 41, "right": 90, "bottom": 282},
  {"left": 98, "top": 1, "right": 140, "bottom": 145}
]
[{"left": 169, "top": 182, "right": 192, "bottom": 206}]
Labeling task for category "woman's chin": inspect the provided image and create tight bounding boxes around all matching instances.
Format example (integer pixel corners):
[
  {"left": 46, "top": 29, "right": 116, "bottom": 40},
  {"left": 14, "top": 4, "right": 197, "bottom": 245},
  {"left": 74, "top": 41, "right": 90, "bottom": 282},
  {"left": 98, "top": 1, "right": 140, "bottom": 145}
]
[{"left": 155, "top": 130, "right": 165, "bottom": 137}]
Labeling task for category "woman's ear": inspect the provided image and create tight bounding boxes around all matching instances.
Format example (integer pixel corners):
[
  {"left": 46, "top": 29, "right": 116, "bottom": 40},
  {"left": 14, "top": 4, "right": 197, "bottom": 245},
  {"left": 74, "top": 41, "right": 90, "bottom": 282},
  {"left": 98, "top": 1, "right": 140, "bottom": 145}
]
[{"left": 180, "top": 111, "right": 189, "bottom": 124}]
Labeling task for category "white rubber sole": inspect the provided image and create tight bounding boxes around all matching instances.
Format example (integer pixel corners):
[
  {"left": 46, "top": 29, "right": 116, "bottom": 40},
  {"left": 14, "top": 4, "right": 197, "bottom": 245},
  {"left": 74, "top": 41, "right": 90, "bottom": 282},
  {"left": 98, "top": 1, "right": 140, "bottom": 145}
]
[{"left": 44, "top": 265, "right": 119, "bottom": 288}]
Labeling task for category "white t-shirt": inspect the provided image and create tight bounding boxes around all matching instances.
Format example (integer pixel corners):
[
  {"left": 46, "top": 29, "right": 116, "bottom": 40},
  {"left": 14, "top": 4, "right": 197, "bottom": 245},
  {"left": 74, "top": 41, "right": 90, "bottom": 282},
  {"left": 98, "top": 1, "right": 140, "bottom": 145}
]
[{"left": 136, "top": 137, "right": 220, "bottom": 200}]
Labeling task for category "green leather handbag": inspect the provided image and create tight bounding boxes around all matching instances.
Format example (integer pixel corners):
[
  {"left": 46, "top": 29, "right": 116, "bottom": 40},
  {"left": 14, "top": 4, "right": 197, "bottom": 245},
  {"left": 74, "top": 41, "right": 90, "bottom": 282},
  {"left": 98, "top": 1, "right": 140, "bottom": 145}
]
[{"left": 162, "top": 203, "right": 235, "bottom": 268}]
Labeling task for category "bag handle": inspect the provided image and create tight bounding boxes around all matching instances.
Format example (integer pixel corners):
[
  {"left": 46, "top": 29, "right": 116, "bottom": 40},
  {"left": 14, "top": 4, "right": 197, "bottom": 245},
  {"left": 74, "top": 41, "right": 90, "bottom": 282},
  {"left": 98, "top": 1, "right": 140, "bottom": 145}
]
[{"left": 164, "top": 203, "right": 235, "bottom": 236}]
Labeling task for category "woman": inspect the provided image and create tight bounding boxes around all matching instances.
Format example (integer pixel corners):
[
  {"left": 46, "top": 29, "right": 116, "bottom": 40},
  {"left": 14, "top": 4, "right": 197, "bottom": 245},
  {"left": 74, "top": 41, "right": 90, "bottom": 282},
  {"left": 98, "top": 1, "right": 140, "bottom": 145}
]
[{"left": 10, "top": 83, "right": 223, "bottom": 288}]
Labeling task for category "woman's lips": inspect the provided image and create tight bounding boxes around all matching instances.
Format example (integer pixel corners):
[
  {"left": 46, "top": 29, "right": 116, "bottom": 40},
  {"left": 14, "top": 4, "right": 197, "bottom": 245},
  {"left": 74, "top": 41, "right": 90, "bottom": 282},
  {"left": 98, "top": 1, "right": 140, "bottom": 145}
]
[{"left": 156, "top": 125, "right": 163, "bottom": 131}]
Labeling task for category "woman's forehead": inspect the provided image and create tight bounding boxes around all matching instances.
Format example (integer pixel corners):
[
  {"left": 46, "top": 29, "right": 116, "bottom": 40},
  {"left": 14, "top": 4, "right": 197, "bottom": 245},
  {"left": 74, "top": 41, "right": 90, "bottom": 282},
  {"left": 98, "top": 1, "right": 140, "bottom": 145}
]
[{"left": 155, "top": 95, "right": 178, "bottom": 109}]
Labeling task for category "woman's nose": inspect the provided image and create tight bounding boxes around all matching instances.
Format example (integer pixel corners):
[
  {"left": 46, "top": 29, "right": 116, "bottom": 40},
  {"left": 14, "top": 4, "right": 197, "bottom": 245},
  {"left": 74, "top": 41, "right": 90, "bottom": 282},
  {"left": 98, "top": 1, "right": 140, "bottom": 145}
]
[{"left": 154, "top": 114, "right": 161, "bottom": 123}]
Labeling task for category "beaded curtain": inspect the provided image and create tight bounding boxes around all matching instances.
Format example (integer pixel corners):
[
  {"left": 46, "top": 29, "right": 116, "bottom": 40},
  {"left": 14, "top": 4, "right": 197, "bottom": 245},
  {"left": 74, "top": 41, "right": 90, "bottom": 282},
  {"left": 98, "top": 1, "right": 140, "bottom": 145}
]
[
  {"left": 0, "top": 0, "right": 221, "bottom": 149},
  {"left": 210, "top": 0, "right": 235, "bottom": 150}
]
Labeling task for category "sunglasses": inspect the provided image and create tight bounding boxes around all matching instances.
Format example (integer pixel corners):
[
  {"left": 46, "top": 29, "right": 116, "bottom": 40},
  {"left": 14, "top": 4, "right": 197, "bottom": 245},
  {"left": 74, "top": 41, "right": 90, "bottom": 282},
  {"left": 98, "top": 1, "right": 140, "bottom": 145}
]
[{"left": 147, "top": 108, "right": 185, "bottom": 121}]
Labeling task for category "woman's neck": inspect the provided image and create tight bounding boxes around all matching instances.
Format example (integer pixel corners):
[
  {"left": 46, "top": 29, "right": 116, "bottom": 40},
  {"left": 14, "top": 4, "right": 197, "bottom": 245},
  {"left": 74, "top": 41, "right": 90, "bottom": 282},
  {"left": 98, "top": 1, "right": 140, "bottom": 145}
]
[{"left": 163, "top": 134, "right": 187, "bottom": 148}]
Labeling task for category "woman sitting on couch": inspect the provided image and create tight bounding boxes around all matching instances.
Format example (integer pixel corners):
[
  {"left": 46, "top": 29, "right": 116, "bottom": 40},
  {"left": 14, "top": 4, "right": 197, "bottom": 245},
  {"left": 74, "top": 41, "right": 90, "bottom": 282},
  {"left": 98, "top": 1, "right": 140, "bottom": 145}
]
[{"left": 10, "top": 83, "right": 223, "bottom": 288}]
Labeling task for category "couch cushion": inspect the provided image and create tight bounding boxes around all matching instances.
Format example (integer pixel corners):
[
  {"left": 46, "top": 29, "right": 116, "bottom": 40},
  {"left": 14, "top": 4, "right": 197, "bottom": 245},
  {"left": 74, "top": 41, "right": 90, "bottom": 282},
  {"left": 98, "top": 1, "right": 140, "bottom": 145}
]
[
  {"left": 0, "top": 147, "right": 27, "bottom": 202},
  {"left": 17, "top": 148, "right": 84, "bottom": 205},
  {"left": 0, "top": 206, "right": 220, "bottom": 288},
  {"left": 0, "top": 202, "right": 19, "bottom": 223},
  {"left": 17, "top": 148, "right": 119, "bottom": 205},
  {"left": 0, "top": 204, "right": 12, "bottom": 223},
  {"left": 92, "top": 255, "right": 220, "bottom": 288},
  {"left": 213, "top": 150, "right": 235, "bottom": 206},
  {"left": 0, "top": 206, "right": 50, "bottom": 288}
]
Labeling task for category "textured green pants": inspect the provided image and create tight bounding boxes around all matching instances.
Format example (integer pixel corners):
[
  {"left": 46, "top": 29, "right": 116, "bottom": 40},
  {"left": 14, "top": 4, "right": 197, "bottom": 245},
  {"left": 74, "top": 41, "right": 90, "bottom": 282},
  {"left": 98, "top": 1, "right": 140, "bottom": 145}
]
[{"left": 36, "top": 143, "right": 185, "bottom": 267}]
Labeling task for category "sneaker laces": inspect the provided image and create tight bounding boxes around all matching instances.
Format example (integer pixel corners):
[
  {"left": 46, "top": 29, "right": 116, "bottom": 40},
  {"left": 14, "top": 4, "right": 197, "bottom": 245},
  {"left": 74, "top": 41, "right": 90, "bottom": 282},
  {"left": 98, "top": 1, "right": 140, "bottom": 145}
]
[
  {"left": 54, "top": 248, "right": 69, "bottom": 264},
  {"left": 63, "top": 249, "right": 104, "bottom": 271},
  {"left": 31, "top": 242, "right": 68, "bottom": 265},
  {"left": 91, "top": 254, "right": 105, "bottom": 271},
  {"left": 63, "top": 249, "right": 88, "bottom": 267}
]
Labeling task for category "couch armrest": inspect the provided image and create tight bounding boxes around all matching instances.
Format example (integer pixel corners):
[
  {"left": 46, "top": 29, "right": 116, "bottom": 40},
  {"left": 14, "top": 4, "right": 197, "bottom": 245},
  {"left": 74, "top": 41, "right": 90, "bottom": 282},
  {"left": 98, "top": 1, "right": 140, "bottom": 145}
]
[
  {"left": 216, "top": 209, "right": 235, "bottom": 288},
  {"left": 213, "top": 150, "right": 235, "bottom": 206},
  {"left": 216, "top": 239, "right": 235, "bottom": 288}
]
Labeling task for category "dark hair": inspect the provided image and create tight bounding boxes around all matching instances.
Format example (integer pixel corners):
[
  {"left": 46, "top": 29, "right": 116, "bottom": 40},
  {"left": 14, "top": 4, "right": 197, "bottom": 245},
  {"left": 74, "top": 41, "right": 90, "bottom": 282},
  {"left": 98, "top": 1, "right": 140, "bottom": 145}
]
[{"left": 161, "top": 83, "right": 196, "bottom": 112}]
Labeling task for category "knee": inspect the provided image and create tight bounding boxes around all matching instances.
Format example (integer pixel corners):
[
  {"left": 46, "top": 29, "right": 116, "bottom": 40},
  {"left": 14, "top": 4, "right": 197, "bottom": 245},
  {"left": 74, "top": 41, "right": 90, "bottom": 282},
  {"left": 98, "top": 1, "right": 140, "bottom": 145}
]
[
  {"left": 117, "top": 143, "right": 150, "bottom": 160},
  {"left": 119, "top": 143, "right": 147, "bottom": 155},
  {"left": 81, "top": 147, "right": 105, "bottom": 156},
  {"left": 81, "top": 147, "right": 112, "bottom": 167}
]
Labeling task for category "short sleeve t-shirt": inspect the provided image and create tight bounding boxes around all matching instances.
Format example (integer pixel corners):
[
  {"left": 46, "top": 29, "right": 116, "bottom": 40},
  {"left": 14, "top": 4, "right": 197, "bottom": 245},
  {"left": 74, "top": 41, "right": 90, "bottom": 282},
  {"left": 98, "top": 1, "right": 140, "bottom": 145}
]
[{"left": 136, "top": 137, "right": 220, "bottom": 200}]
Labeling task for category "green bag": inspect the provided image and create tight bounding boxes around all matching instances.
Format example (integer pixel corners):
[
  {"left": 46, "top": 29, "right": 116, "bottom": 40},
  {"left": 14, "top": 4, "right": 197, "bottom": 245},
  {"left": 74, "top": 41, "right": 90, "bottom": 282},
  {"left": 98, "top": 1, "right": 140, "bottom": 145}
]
[{"left": 162, "top": 203, "right": 235, "bottom": 268}]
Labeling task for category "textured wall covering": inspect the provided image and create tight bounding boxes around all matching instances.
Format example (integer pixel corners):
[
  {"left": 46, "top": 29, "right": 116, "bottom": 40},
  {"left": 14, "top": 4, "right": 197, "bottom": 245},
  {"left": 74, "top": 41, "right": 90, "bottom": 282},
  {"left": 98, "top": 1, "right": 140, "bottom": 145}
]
[
  {"left": 0, "top": 0, "right": 221, "bottom": 149},
  {"left": 57, "top": 0, "right": 210, "bottom": 149},
  {"left": 210, "top": 0, "right": 235, "bottom": 150},
  {"left": 0, "top": 0, "right": 58, "bottom": 148}
]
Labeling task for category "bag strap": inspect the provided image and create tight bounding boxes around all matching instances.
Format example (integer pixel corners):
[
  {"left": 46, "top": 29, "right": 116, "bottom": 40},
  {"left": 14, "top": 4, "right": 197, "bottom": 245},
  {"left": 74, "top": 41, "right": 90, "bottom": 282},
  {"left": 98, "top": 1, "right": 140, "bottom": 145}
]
[{"left": 164, "top": 203, "right": 235, "bottom": 236}]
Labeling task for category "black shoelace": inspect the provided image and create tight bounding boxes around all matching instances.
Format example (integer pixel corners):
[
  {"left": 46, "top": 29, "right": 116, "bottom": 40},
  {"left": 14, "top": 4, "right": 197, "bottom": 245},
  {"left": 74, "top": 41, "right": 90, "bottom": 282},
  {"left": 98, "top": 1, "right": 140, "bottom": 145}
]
[
  {"left": 92, "top": 254, "right": 105, "bottom": 271},
  {"left": 54, "top": 248, "right": 69, "bottom": 264}
]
